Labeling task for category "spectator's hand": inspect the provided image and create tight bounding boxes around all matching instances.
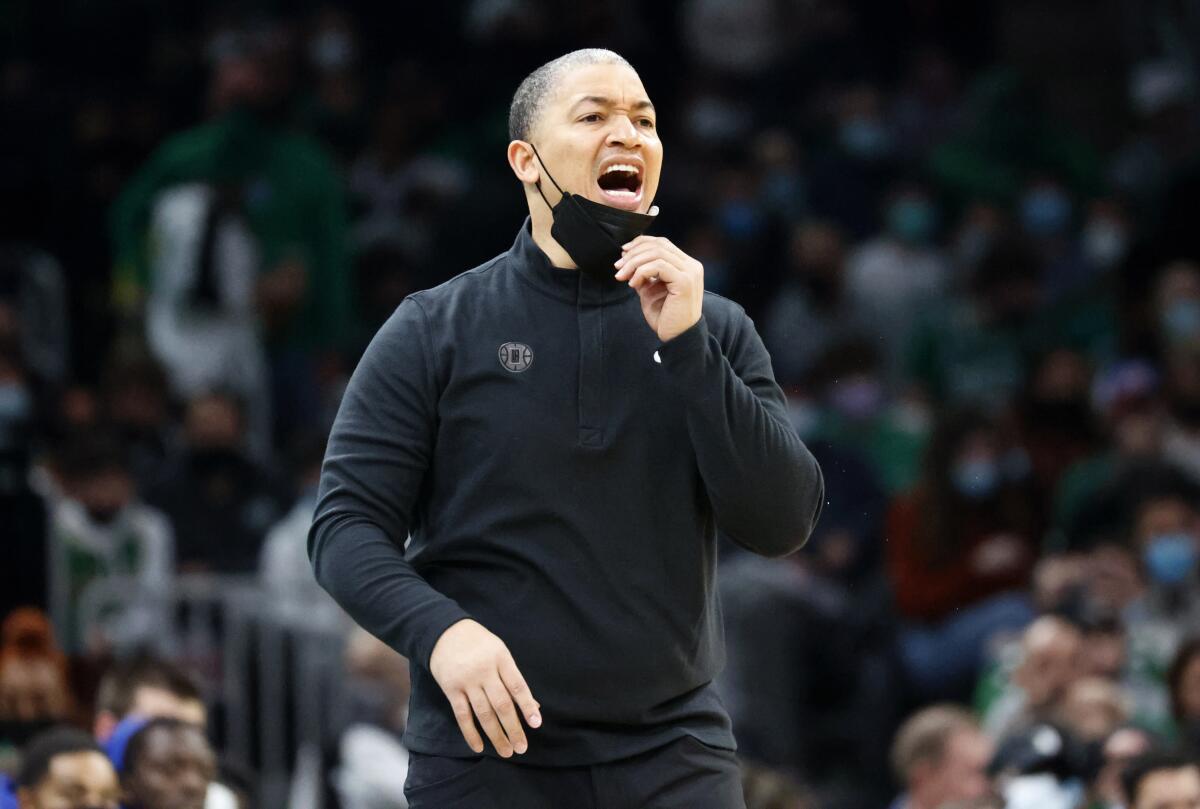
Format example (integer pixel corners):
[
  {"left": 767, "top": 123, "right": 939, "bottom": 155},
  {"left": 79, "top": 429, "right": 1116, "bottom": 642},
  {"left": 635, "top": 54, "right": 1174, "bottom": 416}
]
[
  {"left": 971, "top": 533, "right": 1028, "bottom": 576},
  {"left": 614, "top": 236, "right": 704, "bottom": 342},
  {"left": 428, "top": 619, "right": 541, "bottom": 757},
  {"left": 256, "top": 258, "right": 309, "bottom": 329}
]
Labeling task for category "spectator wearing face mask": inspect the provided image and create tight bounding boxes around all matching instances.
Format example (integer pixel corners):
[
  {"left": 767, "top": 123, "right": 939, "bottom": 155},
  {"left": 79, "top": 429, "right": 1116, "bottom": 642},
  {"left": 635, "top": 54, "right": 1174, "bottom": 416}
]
[
  {"left": 45, "top": 434, "right": 173, "bottom": 656},
  {"left": 799, "top": 340, "right": 929, "bottom": 495},
  {"left": 844, "top": 182, "right": 950, "bottom": 385},
  {"left": 887, "top": 408, "right": 1040, "bottom": 698},
  {"left": 11, "top": 727, "right": 120, "bottom": 809},
  {"left": 1121, "top": 750, "right": 1200, "bottom": 809},
  {"left": 1123, "top": 492, "right": 1200, "bottom": 675}
]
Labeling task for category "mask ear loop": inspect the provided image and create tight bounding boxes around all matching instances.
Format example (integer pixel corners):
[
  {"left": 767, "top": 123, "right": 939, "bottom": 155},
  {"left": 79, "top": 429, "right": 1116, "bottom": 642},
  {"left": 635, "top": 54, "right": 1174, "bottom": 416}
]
[{"left": 529, "top": 143, "right": 566, "bottom": 212}]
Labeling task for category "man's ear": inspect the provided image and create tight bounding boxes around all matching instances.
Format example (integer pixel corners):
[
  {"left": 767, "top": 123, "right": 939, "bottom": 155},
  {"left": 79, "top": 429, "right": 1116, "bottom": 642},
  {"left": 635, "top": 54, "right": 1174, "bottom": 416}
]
[
  {"left": 16, "top": 786, "right": 34, "bottom": 808},
  {"left": 507, "top": 140, "right": 540, "bottom": 185}
]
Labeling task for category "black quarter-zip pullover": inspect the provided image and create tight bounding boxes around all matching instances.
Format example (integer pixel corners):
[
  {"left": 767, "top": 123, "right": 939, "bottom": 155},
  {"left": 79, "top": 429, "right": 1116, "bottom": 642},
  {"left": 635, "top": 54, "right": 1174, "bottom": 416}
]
[{"left": 309, "top": 218, "right": 824, "bottom": 765}]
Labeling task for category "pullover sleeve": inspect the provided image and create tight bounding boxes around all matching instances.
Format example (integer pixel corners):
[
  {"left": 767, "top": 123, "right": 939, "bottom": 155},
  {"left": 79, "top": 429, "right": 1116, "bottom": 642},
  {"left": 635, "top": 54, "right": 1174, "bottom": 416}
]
[
  {"left": 308, "top": 298, "right": 471, "bottom": 669},
  {"left": 655, "top": 310, "right": 824, "bottom": 557}
]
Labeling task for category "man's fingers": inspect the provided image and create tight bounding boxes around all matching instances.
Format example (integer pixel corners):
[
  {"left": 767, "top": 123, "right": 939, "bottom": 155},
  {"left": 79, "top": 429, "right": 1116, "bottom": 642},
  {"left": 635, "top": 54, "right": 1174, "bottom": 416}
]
[
  {"left": 468, "top": 686, "right": 514, "bottom": 757},
  {"left": 628, "top": 259, "right": 680, "bottom": 291},
  {"left": 614, "top": 245, "right": 669, "bottom": 280},
  {"left": 450, "top": 693, "right": 485, "bottom": 754},
  {"left": 498, "top": 655, "right": 542, "bottom": 729},
  {"left": 621, "top": 235, "right": 691, "bottom": 266},
  {"left": 484, "top": 678, "right": 528, "bottom": 755}
]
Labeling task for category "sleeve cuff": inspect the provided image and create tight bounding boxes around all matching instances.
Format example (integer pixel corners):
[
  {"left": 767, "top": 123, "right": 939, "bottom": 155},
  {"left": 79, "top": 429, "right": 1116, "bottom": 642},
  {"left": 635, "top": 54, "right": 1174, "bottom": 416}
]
[
  {"left": 410, "top": 603, "right": 474, "bottom": 673},
  {"left": 655, "top": 316, "right": 710, "bottom": 386}
]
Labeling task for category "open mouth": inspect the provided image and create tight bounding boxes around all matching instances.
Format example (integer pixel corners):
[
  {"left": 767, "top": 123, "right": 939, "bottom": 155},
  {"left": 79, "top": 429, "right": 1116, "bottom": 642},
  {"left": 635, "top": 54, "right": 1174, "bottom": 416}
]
[{"left": 596, "top": 162, "right": 644, "bottom": 209}]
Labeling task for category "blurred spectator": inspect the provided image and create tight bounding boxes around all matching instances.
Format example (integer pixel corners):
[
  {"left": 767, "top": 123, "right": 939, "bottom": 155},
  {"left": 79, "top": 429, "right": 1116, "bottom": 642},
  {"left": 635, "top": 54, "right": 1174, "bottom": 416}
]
[
  {"left": 761, "top": 220, "right": 874, "bottom": 387},
  {"left": 137, "top": 181, "right": 271, "bottom": 462},
  {"left": 905, "top": 237, "right": 1048, "bottom": 406},
  {"left": 844, "top": 182, "right": 950, "bottom": 383},
  {"left": 1123, "top": 491, "right": 1200, "bottom": 675},
  {"left": 1092, "top": 726, "right": 1154, "bottom": 809},
  {"left": 0, "top": 610, "right": 70, "bottom": 748},
  {"left": 98, "top": 348, "right": 176, "bottom": 489},
  {"left": 332, "top": 628, "right": 411, "bottom": 809},
  {"left": 92, "top": 656, "right": 205, "bottom": 742},
  {"left": 1168, "top": 638, "right": 1200, "bottom": 754},
  {"left": 111, "top": 718, "right": 216, "bottom": 809},
  {"left": 888, "top": 705, "right": 994, "bottom": 809},
  {"left": 47, "top": 433, "right": 172, "bottom": 655},
  {"left": 796, "top": 341, "right": 929, "bottom": 495},
  {"left": 12, "top": 726, "right": 119, "bottom": 809},
  {"left": 887, "top": 408, "right": 1039, "bottom": 698},
  {"left": 982, "top": 615, "right": 1083, "bottom": 739},
  {"left": 1057, "top": 677, "right": 1130, "bottom": 743},
  {"left": 259, "top": 434, "right": 338, "bottom": 615},
  {"left": 110, "top": 25, "right": 352, "bottom": 448},
  {"left": 989, "top": 723, "right": 1093, "bottom": 809},
  {"left": 144, "top": 391, "right": 287, "bottom": 573},
  {"left": 1121, "top": 750, "right": 1200, "bottom": 809},
  {"left": 1162, "top": 349, "right": 1200, "bottom": 485},
  {"left": 1016, "top": 347, "right": 1104, "bottom": 498},
  {"left": 740, "top": 762, "right": 812, "bottom": 809},
  {"left": 0, "top": 246, "right": 69, "bottom": 388}
]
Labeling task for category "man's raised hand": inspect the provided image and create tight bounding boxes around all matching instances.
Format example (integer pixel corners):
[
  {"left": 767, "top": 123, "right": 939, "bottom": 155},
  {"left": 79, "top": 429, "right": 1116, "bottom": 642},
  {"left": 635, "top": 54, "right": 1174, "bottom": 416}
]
[
  {"left": 428, "top": 619, "right": 542, "bottom": 757},
  {"left": 613, "top": 235, "right": 704, "bottom": 342}
]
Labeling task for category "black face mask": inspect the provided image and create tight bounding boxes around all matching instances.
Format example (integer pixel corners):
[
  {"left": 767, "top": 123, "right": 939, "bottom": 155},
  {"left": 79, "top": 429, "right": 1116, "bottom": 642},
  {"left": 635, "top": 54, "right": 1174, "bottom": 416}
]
[{"left": 530, "top": 144, "right": 658, "bottom": 282}]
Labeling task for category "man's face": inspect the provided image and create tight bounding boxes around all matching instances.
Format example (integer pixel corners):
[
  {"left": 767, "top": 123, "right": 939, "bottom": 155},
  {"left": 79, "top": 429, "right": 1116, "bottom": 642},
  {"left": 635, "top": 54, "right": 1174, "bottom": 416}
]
[
  {"left": 925, "top": 729, "right": 994, "bottom": 806},
  {"left": 522, "top": 62, "right": 662, "bottom": 215},
  {"left": 130, "top": 686, "right": 207, "bottom": 729},
  {"left": 19, "top": 751, "right": 121, "bottom": 809},
  {"left": 124, "top": 726, "right": 216, "bottom": 809},
  {"left": 1135, "top": 767, "right": 1200, "bottom": 809}
]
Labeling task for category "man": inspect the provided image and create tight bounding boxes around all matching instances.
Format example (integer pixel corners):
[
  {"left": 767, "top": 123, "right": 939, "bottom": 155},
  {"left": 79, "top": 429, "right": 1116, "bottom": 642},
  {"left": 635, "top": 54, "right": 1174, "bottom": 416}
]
[
  {"left": 11, "top": 727, "right": 120, "bottom": 809},
  {"left": 1122, "top": 751, "right": 1200, "bottom": 809},
  {"left": 92, "top": 655, "right": 206, "bottom": 742},
  {"left": 47, "top": 433, "right": 173, "bottom": 655},
  {"left": 310, "top": 48, "right": 824, "bottom": 808},
  {"left": 111, "top": 718, "right": 216, "bottom": 809},
  {"left": 889, "top": 705, "right": 995, "bottom": 809},
  {"left": 983, "top": 614, "right": 1084, "bottom": 739}
]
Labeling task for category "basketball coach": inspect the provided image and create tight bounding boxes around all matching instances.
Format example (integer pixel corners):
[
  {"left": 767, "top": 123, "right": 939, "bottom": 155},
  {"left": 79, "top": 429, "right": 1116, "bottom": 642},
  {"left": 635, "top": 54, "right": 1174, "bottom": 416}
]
[{"left": 309, "top": 48, "right": 825, "bottom": 809}]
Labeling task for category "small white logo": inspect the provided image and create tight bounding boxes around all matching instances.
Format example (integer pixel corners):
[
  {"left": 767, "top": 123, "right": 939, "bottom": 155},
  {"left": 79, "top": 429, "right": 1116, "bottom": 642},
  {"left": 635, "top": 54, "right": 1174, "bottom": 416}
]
[{"left": 498, "top": 342, "right": 533, "bottom": 373}]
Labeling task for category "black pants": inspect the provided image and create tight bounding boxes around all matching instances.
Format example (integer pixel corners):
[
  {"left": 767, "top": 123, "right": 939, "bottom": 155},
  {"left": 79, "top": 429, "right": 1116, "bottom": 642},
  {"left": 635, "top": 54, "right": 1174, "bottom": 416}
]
[{"left": 403, "top": 735, "right": 747, "bottom": 809}]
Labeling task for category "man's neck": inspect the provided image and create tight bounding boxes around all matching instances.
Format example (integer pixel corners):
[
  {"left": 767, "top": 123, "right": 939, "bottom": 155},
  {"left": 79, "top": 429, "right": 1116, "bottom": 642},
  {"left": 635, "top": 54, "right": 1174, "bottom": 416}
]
[{"left": 529, "top": 207, "right": 577, "bottom": 270}]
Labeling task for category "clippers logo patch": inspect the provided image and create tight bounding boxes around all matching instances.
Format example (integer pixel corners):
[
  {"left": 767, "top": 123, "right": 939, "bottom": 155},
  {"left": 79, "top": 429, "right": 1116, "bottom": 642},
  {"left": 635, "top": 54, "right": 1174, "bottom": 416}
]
[{"left": 498, "top": 342, "right": 533, "bottom": 373}]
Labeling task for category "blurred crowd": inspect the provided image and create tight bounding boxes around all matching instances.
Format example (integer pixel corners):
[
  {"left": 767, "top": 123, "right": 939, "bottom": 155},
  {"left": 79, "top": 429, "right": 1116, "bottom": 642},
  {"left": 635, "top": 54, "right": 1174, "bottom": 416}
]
[{"left": 3, "top": 0, "right": 1200, "bottom": 807}]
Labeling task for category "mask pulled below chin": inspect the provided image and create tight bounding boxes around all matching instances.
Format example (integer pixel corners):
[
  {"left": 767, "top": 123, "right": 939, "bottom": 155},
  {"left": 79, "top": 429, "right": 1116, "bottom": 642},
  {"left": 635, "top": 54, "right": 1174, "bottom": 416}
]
[{"left": 530, "top": 144, "right": 658, "bottom": 281}]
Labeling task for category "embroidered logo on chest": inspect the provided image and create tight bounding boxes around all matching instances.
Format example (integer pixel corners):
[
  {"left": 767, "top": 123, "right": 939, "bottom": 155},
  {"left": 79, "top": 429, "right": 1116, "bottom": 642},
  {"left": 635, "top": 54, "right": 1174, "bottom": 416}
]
[{"left": 498, "top": 342, "right": 533, "bottom": 373}]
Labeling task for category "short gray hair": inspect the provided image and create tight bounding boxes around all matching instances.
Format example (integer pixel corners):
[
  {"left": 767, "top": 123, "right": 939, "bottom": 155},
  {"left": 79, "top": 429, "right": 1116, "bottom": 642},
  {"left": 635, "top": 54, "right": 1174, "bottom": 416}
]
[{"left": 508, "top": 49, "right": 633, "bottom": 142}]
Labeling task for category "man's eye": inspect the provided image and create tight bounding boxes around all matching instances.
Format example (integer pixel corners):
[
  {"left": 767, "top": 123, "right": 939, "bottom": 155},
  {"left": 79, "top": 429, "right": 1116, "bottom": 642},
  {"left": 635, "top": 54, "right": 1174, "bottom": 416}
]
[
  {"left": 639, "top": 118, "right": 655, "bottom": 128},
  {"left": 580, "top": 113, "right": 603, "bottom": 123}
]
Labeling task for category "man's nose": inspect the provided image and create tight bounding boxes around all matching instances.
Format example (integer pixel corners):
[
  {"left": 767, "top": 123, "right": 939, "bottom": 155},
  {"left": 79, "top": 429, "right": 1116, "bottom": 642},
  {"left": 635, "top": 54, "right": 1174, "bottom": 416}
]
[{"left": 605, "top": 115, "right": 641, "bottom": 147}]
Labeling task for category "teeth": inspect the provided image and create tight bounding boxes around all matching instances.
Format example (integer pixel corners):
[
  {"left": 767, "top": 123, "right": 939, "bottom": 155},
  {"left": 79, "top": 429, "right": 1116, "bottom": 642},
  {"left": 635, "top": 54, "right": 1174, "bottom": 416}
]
[
  {"left": 603, "top": 164, "right": 639, "bottom": 175},
  {"left": 603, "top": 188, "right": 637, "bottom": 197}
]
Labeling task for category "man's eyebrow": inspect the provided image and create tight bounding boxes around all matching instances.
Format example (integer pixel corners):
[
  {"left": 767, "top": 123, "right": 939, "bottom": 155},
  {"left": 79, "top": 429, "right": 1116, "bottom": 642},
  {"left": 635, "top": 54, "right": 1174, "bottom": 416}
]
[{"left": 569, "top": 96, "right": 656, "bottom": 114}]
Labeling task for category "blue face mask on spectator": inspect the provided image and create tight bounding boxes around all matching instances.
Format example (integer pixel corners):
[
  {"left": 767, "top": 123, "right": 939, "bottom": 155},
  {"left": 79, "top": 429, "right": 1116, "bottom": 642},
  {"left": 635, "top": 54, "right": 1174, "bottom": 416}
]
[
  {"left": 1143, "top": 533, "right": 1199, "bottom": 586},
  {"left": 1020, "top": 187, "right": 1072, "bottom": 237},
  {"left": 952, "top": 458, "right": 1000, "bottom": 500}
]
